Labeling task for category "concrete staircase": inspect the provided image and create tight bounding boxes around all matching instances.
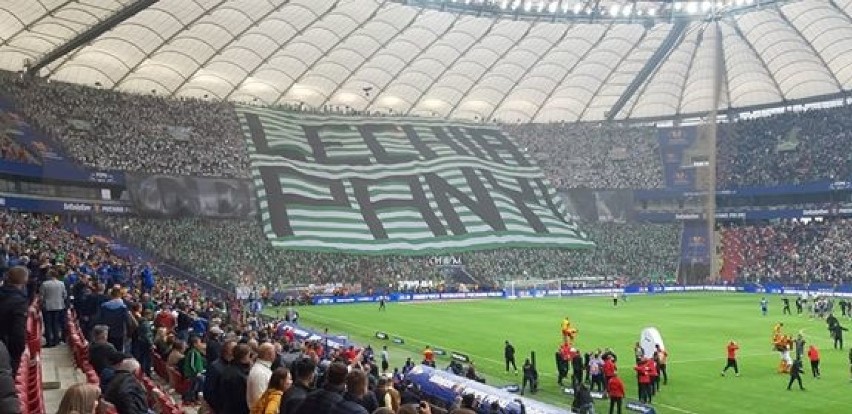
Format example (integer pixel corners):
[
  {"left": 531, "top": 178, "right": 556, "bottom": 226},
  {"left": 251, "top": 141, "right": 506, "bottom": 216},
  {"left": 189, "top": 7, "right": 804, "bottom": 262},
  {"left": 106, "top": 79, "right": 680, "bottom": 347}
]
[{"left": 41, "top": 344, "right": 82, "bottom": 413}]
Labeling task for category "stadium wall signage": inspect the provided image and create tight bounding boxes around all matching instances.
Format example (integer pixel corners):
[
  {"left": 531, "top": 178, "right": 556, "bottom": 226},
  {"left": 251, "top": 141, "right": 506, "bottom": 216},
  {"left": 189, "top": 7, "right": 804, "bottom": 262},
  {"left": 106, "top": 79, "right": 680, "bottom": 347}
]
[
  {"left": 450, "top": 352, "right": 470, "bottom": 363},
  {"left": 0, "top": 194, "right": 132, "bottom": 215},
  {"left": 404, "top": 365, "right": 565, "bottom": 414},
  {"left": 126, "top": 174, "right": 255, "bottom": 218},
  {"left": 237, "top": 107, "right": 591, "bottom": 254}
]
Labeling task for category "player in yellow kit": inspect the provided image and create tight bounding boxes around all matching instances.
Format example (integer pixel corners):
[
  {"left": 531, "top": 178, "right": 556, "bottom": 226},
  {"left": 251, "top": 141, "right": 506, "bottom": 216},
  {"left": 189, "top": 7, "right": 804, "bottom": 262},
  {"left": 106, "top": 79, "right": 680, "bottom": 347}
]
[{"left": 561, "top": 317, "right": 578, "bottom": 342}]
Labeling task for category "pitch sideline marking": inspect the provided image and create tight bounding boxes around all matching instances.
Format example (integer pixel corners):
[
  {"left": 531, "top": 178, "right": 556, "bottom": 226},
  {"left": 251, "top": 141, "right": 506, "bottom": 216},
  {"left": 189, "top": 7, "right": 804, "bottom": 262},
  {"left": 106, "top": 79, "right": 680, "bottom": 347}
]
[{"left": 657, "top": 403, "right": 700, "bottom": 414}]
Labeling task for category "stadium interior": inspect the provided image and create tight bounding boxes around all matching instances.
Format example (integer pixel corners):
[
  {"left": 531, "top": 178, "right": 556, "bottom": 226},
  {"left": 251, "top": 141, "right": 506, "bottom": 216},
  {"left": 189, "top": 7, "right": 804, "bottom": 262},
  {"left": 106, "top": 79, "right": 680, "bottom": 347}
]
[{"left": 2, "top": 1, "right": 852, "bottom": 414}]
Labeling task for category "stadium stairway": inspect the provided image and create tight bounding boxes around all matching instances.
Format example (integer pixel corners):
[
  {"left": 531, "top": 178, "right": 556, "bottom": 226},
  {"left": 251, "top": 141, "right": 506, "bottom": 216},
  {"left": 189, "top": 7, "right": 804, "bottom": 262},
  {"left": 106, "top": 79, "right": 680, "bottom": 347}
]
[{"left": 42, "top": 344, "right": 82, "bottom": 413}]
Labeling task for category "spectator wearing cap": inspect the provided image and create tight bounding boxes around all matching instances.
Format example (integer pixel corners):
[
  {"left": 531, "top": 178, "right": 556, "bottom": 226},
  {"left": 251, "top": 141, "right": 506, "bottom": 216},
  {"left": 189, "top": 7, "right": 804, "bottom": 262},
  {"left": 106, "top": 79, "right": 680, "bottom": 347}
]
[
  {"left": 0, "top": 265, "right": 29, "bottom": 373},
  {"left": 280, "top": 357, "right": 316, "bottom": 414},
  {"left": 39, "top": 269, "right": 66, "bottom": 348},
  {"left": 103, "top": 358, "right": 149, "bottom": 414},
  {"left": 97, "top": 286, "right": 137, "bottom": 352}
]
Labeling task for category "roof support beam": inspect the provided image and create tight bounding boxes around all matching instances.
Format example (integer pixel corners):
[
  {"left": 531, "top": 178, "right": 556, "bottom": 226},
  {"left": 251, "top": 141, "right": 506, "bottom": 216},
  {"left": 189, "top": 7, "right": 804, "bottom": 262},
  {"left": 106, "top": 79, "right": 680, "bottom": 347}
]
[
  {"left": 578, "top": 28, "right": 648, "bottom": 121},
  {"left": 607, "top": 19, "right": 688, "bottom": 120},
  {"left": 0, "top": 0, "right": 75, "bottom": 50},
  {"left": 674, "top": 25, "right": 706, "bottom": 115},
  {"left": 26, "top": 0, "right": 159, "bottom": 77},
  {"left": 717, "top": 21, "right": 733, "bottom": 115}
]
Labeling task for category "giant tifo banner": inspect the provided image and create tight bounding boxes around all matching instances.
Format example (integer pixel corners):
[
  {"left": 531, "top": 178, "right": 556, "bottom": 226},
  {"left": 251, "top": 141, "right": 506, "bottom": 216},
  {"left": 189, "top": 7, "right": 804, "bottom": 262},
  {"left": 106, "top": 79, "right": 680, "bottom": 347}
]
[{"left": 236, "top": 107, "right": 591, "bottom": 253}]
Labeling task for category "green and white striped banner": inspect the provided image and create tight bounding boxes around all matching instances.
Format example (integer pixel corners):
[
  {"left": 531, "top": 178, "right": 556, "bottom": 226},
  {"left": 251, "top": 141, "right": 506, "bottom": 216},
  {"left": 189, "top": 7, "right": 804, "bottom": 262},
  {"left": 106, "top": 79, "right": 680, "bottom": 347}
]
[{"left": 237, "top": 106, "right": 591, "bottom": 254}]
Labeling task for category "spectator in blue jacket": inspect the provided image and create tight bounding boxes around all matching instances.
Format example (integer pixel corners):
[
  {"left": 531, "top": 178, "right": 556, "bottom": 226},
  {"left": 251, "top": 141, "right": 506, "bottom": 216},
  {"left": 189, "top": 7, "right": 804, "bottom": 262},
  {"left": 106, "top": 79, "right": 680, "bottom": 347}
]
[{"left": 97, "top": 287, "right": 136, "bottom": 352}]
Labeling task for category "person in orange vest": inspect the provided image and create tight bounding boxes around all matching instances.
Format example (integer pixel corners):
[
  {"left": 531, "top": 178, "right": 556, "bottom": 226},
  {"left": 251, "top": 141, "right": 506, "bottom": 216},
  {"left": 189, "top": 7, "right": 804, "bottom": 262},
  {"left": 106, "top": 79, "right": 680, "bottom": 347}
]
[
  {"left": 807, "top": 345, "right": 820, "bottom": 378},
  {"left": 654, "top": 344, "right": 668, "bottom": 385},
  {"left": 422, "top": 345, "right": 435, "bottom": 367}
]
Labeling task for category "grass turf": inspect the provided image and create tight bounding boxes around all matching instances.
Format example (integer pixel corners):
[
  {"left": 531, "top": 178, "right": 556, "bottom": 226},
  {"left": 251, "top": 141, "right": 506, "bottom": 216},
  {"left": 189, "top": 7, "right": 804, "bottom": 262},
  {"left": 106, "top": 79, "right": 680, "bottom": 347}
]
[{"left": 266, "top": 293, "right": 851, "bottom": 414}]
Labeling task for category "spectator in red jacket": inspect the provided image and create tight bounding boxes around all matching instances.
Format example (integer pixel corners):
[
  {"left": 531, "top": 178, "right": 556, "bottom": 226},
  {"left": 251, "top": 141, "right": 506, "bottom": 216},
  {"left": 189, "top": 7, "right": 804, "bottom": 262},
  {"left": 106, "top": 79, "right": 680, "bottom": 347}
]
[
  {"left": 646, "top": 357, "right": 659, "bottom": 395},
  {"left": 602, "top": 356, "right": 617, "bottom": 389},
  {"left": 154, "top": 305, "right": 176, "bottom": 331},
  {"left": 634, "top": 359, "right": 652, "bottom": 404},
  {"left": 807, "top": 345, "right": 820, "bottom": 378},
  {"left": 607, "top": 373, "right": 625, "bottom": 414}
]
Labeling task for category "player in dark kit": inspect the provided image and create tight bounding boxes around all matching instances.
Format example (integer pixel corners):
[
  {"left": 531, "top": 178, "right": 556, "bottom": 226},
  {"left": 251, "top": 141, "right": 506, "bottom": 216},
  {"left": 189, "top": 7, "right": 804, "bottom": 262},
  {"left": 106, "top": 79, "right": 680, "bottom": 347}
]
[
  {"left": 782, "top": 297, "right": 791, "bottom": 315},
  {"left": 521, "top": 359, "right": 538, "bottom": 395},
  {"left": 504, "top": 340, "right": 518, "bottom": 374},
  {"left": 786, "top": 358, "right": 805, "bottom": 390},
  {"left": 795, "top": 297, "right": 804, "bottom": 314},
  {"left": 830, "top": 322, "right": 848, "bottom": 349},
  {"left": 378, "top": 297, "right": 386, "bottom": 311}
]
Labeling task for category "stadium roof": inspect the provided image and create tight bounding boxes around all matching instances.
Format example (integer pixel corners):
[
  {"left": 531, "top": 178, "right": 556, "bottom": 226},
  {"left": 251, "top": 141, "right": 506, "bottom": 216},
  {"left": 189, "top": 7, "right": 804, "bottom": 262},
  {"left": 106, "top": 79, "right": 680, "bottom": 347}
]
[{"left": 2, "top": 0, "right": 852, "bottom": 122}]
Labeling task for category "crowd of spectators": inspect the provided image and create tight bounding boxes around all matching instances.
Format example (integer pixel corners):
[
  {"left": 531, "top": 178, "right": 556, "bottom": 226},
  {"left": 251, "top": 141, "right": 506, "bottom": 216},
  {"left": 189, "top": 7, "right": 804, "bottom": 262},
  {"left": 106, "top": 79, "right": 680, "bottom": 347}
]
[
  {"left": 6, "top": 70, "right": 852, "bottom": 189},
  {"left": 505, "top": 122, "right": 665, "bottom": 190},
  {"left": 94, "top": 216, "right": 439, "bottom": 292},
  {"left": 0, "top": 71, "right": 249, "bottom": 178},
  {"left": 464, "top": 222, "right": 680, "bottom": 282},
  {"left": 94, "top": 216, "right": 681, "bottom": 292},
  {"left": 0, "top": 210, "right": 515, "bottom": 414},
  {"left": 721, "top": 218, "right": 852, "bottom": 285},
  {"left": 718, "top": 106, "right": 852, "bottom": 188}
]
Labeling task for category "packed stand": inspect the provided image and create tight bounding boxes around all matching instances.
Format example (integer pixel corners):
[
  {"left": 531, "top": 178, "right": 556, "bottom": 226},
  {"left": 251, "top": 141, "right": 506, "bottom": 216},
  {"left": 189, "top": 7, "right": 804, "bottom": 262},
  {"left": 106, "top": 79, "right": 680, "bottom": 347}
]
[
  {"left": 721, "top": 219, "right": 852, "bottom": 285},
  {"left": 718, "top": 106, "right": 852, "bottom": 187},
  {"left": 0, "top": 211, "right": 143, "bottom": 413},
  {"left": 94, "top": 216, "right": 439, "bottom": 292},
  {"left": 464, "top": 222, "right": 681, "bottom": 282},
  {"left": 0, "top": 71, "right": 249, "bottom": 178},
  {"left": 63, "top": 249, "right": 505, "bottom": 414},
  {"left": 505, "top": 123, "right": 664, "bottom": 190},
  {"left": 95, "top": 216, "right": 681, "bottom": 290}
]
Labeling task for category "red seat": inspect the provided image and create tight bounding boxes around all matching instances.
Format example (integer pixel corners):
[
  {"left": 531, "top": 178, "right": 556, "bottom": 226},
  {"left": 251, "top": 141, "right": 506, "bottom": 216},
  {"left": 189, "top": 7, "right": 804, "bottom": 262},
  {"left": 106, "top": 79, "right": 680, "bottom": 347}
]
[{"left": 167, "top": 367, "right": 191, "bottom": 395}]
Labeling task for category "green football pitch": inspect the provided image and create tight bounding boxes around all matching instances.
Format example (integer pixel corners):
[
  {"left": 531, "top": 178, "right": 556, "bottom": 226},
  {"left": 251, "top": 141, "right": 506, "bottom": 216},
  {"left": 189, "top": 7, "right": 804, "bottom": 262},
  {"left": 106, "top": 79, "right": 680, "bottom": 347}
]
[{"left": 266, "top": 293, "right": 851, "bottom": 414}]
